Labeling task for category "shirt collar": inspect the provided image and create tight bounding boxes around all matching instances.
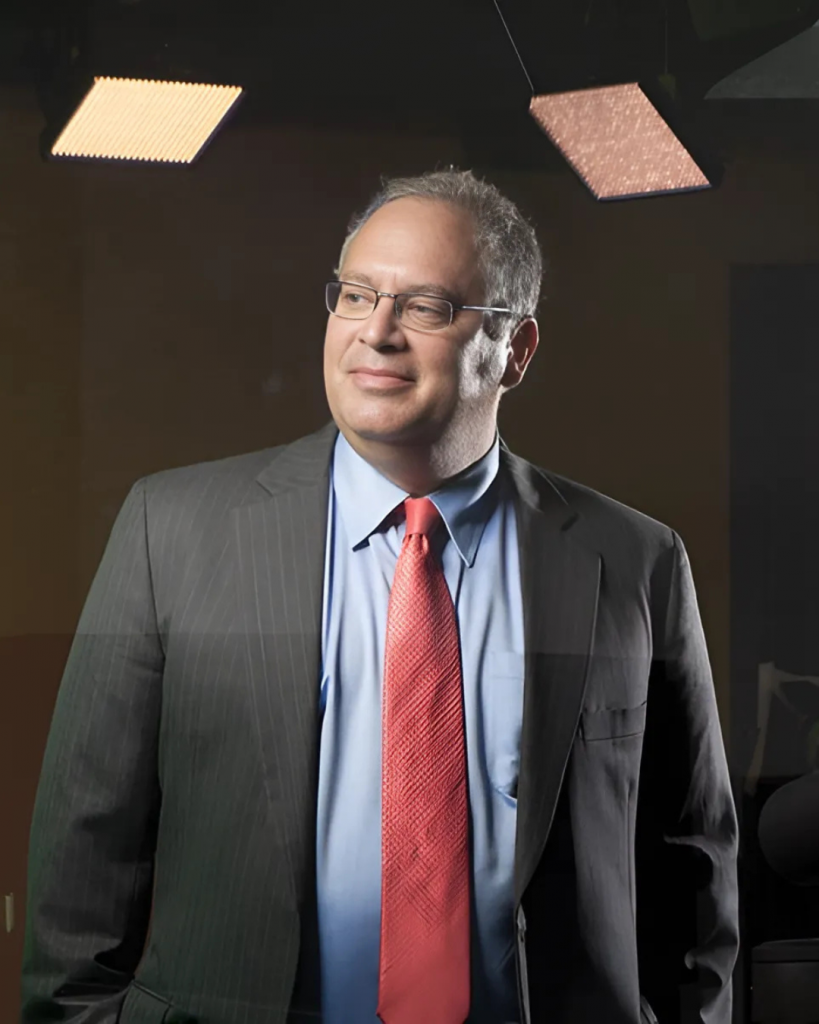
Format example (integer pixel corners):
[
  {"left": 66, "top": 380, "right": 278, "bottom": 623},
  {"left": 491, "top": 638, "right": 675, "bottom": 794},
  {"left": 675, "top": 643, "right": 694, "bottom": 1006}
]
[{"left": 331, "top": 427, "right": 502, "bottom": 568}]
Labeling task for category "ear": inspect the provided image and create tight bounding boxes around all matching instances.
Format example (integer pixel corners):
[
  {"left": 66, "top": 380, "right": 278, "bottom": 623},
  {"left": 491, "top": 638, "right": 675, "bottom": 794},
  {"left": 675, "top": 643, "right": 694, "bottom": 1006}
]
[{"left": 500, "top": 318, "right": 539, "bottom": 391}]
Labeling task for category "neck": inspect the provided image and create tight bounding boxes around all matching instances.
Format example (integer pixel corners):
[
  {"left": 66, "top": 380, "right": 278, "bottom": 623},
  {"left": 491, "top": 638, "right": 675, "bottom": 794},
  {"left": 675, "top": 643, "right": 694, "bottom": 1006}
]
[{"left": 340, "top": 420, "right": 497, "bottom": 497}]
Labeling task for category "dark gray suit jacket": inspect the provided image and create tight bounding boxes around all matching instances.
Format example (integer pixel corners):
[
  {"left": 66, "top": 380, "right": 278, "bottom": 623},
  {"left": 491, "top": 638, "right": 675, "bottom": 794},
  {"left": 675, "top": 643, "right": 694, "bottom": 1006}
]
[{"left": 21, "top": 419, "right": 739, "bottom": 1024}]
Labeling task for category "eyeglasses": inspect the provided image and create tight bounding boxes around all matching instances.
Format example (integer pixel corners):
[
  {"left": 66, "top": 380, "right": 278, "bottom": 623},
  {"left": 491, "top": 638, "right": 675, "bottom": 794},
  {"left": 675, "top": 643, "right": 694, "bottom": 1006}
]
[{"left": 325, "top": 280, "right": 515, "bottom": 334}]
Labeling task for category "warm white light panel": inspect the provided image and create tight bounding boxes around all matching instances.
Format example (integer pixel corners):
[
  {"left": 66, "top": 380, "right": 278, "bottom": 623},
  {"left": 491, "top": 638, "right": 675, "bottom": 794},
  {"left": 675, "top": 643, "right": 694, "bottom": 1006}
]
[
  {"left": 530, "top": 83, "right": 710, "bottom": 200},
  {"left": 50, "top": 77, "right": 244, "bottom": 164}
]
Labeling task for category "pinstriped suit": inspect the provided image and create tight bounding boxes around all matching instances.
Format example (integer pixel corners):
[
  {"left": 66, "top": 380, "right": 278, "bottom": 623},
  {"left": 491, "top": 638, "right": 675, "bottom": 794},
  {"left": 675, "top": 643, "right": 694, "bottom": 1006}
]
[{"left": 21, "top": 418, "right": 739, "bottom": 1024}]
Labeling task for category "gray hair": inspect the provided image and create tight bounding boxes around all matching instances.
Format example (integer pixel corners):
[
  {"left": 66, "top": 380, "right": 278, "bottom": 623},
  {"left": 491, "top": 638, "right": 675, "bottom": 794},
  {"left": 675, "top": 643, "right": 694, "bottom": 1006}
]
[{"left": 334, "top": 167, "right": 543, "bottom": 341}]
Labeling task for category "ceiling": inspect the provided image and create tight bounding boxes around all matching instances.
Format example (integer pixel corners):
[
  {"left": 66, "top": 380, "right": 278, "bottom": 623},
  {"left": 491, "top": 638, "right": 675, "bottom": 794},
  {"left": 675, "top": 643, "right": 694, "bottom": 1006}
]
[{"left": 3, "top": 0, "right": 819, "bottom": 168}]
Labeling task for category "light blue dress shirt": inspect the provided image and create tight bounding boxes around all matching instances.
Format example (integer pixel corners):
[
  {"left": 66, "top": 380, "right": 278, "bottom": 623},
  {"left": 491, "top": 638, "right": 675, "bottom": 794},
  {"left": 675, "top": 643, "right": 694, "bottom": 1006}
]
[{"left": 316, "top": 428, "right": 525, "bottom": 1024}]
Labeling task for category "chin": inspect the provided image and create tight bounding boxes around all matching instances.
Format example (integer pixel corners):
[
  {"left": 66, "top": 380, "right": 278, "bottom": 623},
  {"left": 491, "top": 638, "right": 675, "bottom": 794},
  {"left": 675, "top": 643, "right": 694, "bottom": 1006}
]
[
  {"left": 339, "top": 404, "right": 424, "bottom": 441},
  {"left": 347, "top": 420, "right": 416, "bottom": 444}
]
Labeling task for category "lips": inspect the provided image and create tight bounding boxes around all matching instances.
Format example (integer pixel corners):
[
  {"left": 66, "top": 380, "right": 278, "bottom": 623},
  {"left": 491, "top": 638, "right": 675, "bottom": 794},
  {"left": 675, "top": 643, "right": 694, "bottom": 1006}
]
[
  {"left": 351, "top": 369, "right": 412, "bottom": 381},
  {"left": 349, "top": 369, "right": 414, "bottom": 391}
]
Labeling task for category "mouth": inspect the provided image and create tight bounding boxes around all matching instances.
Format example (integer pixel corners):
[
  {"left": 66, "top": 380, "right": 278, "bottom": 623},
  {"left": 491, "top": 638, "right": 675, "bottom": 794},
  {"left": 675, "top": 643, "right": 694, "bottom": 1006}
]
[
  {"left": 350, "top": 369, "right": 414, "bottom": 389},
  {"left": 350, "top": 368, "right": 412, "bottom": 380}
]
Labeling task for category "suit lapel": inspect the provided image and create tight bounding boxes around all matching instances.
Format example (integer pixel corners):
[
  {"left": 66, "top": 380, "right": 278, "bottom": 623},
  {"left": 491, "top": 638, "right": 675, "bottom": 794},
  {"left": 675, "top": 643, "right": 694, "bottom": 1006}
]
[
  {"left": 234, "top": 421, "right": 602, "bottom": 916},
  {"left": 500, "top": 442, "right": 602, "bottom": 905},
  {"left": 233, "top": 420, "right": 337, "bottom": 906}
]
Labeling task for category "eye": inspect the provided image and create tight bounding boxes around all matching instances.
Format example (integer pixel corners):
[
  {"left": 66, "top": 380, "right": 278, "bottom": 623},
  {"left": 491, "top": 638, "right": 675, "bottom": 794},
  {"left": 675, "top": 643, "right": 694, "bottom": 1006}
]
[{"left": 402, "top": 295, "right": 451, "bottom": 328}]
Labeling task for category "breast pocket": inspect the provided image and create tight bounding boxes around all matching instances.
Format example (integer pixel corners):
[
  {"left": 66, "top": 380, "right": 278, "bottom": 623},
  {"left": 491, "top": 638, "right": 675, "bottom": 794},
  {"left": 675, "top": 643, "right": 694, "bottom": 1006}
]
[
  {"left": 120, "top": 979, "right": 196, "bottom": 1022},
  {"left": 483, "top": 650, "right": 526, "bottom": 797},
  {"left": 579, "top": 700, "right": 647, "bottom": 741}
]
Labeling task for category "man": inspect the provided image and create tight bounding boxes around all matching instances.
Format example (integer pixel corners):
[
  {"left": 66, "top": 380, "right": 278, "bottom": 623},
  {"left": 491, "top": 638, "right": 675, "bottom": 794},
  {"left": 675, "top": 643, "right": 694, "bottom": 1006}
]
[{"left": 21, "top": 169, "right": 739, "bottom": 1024}]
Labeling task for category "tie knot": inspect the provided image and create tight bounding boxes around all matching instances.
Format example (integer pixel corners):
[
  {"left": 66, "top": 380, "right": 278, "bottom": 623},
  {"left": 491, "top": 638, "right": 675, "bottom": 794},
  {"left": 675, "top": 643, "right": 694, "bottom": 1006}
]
[{"left": 403, "top": 497, "right": 441, "bottom": 538}]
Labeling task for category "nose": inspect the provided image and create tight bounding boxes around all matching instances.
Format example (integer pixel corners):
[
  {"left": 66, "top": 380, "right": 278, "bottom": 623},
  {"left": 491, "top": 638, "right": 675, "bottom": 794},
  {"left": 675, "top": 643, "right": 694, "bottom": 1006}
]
[{"left": 355, "top": 293, "right": 407, "bottom": 348}]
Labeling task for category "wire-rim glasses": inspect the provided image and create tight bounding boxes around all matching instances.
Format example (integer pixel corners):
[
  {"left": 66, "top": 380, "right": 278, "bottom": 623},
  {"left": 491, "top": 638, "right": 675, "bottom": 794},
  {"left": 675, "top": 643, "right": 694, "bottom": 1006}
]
[{"left": 325, "top": 280, "right": 515, "bottom": 334}]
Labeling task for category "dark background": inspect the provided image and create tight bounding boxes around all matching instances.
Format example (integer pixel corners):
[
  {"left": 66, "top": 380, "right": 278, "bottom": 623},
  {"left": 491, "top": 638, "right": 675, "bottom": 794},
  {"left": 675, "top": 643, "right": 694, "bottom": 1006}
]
[
  {"left": 4, "top": 1, "right": 819, "bottom": 1021},
  {"left": 730, "top": 265, "right": 819, "bottom": 1020}
]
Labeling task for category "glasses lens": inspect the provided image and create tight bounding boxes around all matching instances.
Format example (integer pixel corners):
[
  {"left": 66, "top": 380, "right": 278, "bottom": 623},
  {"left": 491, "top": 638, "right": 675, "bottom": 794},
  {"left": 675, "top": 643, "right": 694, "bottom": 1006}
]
[
  {"left": 327, "top": 281, "right": 377, "bottom": 319},
  {"left": 399, "top": 295, "right": 452, "bottom": 331}
]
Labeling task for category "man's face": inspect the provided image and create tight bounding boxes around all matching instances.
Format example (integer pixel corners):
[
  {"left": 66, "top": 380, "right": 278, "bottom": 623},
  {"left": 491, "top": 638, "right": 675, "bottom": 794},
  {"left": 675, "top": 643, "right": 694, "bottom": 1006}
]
[{"left": 323, "top": 197, "right": 509, "bottom": 450}]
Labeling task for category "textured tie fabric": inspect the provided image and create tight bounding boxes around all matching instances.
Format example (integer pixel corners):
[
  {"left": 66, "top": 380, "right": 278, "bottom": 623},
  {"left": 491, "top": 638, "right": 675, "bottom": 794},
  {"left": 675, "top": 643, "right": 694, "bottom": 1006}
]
[{"left": 377, "top": 497, "right": 471, "bottom": 1024}]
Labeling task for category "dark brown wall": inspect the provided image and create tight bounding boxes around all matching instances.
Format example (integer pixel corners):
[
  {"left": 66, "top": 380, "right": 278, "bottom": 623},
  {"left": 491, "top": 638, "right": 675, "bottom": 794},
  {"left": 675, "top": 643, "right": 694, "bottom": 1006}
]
[
  {"left": 2, "top": 85, "right": 84, "bottom": 1024},
  {"left": 5, "top": 80, "right": 819, "bottom": 1021}
]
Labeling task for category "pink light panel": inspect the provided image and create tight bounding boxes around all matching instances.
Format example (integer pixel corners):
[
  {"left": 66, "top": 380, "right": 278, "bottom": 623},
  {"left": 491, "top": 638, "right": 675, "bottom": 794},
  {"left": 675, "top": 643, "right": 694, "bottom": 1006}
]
[{"left": 529, "top": 83, "right": 710, "bottom": 200}]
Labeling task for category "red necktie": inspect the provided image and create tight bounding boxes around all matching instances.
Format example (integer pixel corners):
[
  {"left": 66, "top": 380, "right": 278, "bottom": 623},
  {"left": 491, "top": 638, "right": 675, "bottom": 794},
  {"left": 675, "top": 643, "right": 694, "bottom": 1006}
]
[{"left": 377, "top": 497, "right": 470, "bottom": 1024}]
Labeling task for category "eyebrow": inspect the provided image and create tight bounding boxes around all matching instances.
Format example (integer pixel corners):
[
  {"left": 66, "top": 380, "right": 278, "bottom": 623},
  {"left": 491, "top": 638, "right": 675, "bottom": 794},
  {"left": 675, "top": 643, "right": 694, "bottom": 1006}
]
[{"left": 341, "top": 271, "right": 462, "bottom": 304}]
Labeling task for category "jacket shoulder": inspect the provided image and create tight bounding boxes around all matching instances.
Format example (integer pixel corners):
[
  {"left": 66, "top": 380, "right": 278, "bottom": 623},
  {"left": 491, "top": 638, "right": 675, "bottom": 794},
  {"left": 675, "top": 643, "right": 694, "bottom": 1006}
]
[
  {"left": 135, "top": 421, "right": 335, "bottom": 512},
  {"left": 141, "top": 446, "right": 282, "bottom": 506},
  {"left": 525, "top": 461, "right": 678, "bottom": 566}
]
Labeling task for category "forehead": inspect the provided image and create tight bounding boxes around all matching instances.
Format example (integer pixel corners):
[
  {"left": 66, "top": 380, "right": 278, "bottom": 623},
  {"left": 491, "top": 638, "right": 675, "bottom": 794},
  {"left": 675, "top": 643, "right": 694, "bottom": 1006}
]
[{"left": 342, "top": 197, "right": 481, "bottom": 293}]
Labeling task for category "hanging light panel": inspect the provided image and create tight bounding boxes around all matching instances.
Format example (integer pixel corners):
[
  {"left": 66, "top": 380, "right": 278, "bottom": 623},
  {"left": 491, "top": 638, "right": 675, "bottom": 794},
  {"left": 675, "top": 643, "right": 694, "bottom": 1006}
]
[
  {"left": 50, "top": 77, "right": 244, "bottom": 164},
  {"left": 529, "top": 83, "right": 711, "bottom": 200}
]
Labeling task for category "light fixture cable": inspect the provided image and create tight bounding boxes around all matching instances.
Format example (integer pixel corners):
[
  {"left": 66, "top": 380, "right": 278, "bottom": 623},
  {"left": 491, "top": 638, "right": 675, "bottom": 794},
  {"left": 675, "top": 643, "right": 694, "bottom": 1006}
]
[{"left": 491, "top": 0, "right": 536, "bottom": 96}]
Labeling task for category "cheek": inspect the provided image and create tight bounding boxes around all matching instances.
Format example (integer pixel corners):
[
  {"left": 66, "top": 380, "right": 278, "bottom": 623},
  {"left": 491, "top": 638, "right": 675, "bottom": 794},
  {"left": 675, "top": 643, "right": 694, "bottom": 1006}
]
[
  {"left": 324, "top": 324, "right": 348, "bottom": 366},
  {"left": 429, "top": 352, "right": 466, "bottom": 394}
]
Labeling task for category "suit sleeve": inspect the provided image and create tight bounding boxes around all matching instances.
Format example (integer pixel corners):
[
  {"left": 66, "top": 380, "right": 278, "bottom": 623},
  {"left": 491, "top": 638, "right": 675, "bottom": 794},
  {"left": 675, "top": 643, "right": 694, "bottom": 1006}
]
[
  {"left": 636, "top": 530, "right": 740, "bottom": 1024},
  {"left": 20, "top": 478, "right": 165, "bottom": 1023}
]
